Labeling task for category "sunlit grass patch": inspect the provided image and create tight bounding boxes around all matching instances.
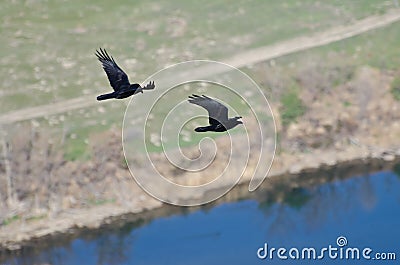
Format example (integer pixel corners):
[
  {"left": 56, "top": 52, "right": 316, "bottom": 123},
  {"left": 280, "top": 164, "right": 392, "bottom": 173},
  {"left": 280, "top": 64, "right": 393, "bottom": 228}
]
[
  {"left": 280, "top": 88, "right": 306, "bottom": 127},
  {"left": 2, "top": 215, "right": 20, "bottom": 226}
]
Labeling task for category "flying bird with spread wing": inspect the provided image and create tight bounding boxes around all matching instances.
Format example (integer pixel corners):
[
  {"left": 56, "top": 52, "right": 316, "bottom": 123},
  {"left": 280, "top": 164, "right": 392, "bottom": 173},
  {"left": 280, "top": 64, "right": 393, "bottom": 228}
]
[
  {"left": 188, "top": 94, "right": 243, "bottom": 132},
  {"left": 95, "top": 48, "right": 155, "bottom": 101}
]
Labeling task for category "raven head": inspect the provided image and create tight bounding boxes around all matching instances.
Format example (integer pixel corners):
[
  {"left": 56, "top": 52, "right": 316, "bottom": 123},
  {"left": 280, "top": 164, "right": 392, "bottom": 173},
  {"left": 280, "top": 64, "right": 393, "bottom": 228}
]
[{"left": 135, "top": 87, "right": 143, "bottom": 94}]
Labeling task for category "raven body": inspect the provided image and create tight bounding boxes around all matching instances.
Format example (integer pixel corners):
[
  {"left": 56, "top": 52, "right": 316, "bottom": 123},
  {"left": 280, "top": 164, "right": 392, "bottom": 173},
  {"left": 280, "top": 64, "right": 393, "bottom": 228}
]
[
  {"left": 95, "top": 48, "right": 154, "bottom": 101},
  {"left": 188, "top": 94, "right": 242, "bottom": 132}
]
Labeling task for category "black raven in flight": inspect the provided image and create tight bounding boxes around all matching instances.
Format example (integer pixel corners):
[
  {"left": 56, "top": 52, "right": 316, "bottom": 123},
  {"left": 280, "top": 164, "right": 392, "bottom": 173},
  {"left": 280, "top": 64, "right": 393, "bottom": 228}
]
[
  {"left": 95, "top": 48, "right": 155, "bottom": 101},
  {"left": 188, "top": 94, "right": 243, "bottom": 132}
]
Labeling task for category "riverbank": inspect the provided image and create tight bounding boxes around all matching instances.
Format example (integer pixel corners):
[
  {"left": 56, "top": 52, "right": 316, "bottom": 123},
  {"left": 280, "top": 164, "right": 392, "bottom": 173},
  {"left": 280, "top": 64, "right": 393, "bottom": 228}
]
[{"left": 1, "top": 135, "right": 399, "bottom": 256}]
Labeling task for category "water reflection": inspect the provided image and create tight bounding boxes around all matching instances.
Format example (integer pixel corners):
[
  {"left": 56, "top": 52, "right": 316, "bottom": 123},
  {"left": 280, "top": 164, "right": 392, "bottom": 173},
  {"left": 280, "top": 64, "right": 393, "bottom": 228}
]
[
  {"left": 257, "top": 174, "right": 382, "bottom": 238},
  {"left": 4, "top": 167, "right": 400, "bottom": 265}
]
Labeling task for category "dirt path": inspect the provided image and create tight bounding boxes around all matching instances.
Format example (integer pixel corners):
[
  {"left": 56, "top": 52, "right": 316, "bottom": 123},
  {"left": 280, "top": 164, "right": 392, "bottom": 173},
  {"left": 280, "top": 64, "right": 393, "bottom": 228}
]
[{"left": 1, "top": 10, "right": 400, "bottom": 124}]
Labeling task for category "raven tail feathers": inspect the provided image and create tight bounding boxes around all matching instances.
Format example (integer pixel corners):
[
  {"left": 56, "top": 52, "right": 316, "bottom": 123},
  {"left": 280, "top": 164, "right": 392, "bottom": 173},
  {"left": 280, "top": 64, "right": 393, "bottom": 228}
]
[
  {"left": 194, "top": 127, "right": 211, "bottom": 132},
  {"left": 97, "top": 93, "right": 115, "bottom": 101}
]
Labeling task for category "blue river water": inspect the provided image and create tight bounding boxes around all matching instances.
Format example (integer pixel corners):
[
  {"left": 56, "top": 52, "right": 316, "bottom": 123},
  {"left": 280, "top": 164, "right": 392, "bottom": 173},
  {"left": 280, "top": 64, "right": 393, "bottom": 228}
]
[{"left": 5, "top": 170, "right": 400, "bottom": 265}]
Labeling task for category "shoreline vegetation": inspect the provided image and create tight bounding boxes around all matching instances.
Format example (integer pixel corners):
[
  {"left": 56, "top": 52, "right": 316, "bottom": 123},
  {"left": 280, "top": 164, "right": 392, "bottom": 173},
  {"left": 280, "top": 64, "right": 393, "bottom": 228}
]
[
  {"left": 1, "top": 140, "right": 399, "bottom": 256},
  {"left": 0, "top": 153, "right": 400, "bottom": 260}
]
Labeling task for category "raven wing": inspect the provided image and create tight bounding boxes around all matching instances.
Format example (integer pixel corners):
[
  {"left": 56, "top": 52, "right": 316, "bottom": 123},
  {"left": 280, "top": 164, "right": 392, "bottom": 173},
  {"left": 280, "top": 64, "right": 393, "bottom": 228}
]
[
  {"left": 188, "top": 94, "right": 228, "bottom": 126},
  {"left": 95, "top": 48, "right": 130, "bottom": 91},
  {"left": 142, "top": 81, "right": 155, "bottom": 90}
]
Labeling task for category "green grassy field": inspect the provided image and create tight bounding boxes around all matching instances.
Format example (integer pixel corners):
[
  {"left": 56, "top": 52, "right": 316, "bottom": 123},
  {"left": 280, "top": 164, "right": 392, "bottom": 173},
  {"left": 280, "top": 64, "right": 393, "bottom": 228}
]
[
  {"left": 1, "top": 1, "right": 399, "bottom": 160},
  {"left": 243, "top": 20, "right": 400, "bottom": 124},
  {"left": 194, "top": 18, "right": 400, "bottom": 153},
  {"left": 1, "top": 0, "right": 396, "bottom": 111},
  {"left": 52, "top": 20, "right": 400, "bottom": 159},
  {"left": 271, "top": 20, "right": 400, "bottom": 71}
]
